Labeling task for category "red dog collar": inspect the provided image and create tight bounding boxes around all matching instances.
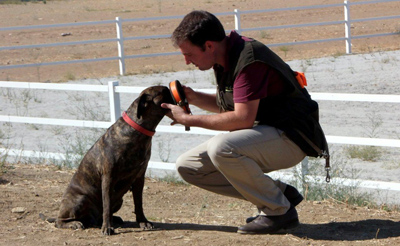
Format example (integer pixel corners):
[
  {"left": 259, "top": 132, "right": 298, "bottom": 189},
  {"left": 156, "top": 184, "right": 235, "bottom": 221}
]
[{"left": 122, "top": 111, "right": 155, "bottom": 137}]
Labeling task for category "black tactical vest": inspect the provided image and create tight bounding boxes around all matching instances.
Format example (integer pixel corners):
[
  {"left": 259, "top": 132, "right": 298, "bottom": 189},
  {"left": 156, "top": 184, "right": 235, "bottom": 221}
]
[{"left": 215, "top": 36, "right": 329, "bottom": 159}]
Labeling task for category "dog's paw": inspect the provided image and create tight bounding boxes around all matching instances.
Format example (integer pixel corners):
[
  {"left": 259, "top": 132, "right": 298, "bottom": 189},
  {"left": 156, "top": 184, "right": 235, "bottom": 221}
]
[
  {"left": 67, "top": 221, "right": 85, "bottom": 230},
  {"left": 101, "top": 226, "right": 115, "bottom": 236},
  {"left": 139, "top": 221, "right": 154, "bottom": 230}
]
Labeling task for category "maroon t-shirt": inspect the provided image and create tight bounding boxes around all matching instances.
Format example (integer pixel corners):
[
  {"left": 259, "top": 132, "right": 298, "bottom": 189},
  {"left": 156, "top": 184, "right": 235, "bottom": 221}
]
[
  {"left": 224, "top": 31, "right": 286, "bottom": 103},
  {"left": 233, "top": 62, "right": 285, "bottom": 103}
]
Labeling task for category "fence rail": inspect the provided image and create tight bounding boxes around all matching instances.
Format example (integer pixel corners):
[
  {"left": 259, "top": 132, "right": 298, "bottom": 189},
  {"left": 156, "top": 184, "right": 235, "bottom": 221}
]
[
  {"left": 1, "top": 0, "right": 399, "bottom": 74},
  {"left": 1, "top": 80, "right": 400, "bottom": 139},
  {"left": 1, "top": 80, "right": 400, "bottom": 194}
]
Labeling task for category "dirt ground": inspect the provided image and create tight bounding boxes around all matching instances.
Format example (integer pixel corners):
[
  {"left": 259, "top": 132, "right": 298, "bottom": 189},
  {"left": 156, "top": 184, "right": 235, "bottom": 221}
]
[
  {"left": 0, "top": 164, "right": 400, "bottom": 246},
  {"left": 1, "top": 0, "right": 400, "bottom": 82}
]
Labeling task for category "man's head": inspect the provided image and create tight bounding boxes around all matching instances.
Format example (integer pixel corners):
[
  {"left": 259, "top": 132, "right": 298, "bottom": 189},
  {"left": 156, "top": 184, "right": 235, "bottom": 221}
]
[
  {"left": 172, "top": 10, "right": 226, "bottom": 49},
  {"left": 172, "top": 10, "right": 227, "bottom": 70}
]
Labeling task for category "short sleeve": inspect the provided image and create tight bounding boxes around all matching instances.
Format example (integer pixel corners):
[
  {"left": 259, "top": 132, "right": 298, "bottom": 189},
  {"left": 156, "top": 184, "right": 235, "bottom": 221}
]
[
  {"left": 233, "top": 62, "right": 286, "bottom": 103},
  {"left": 234, "top": 62, "right": 270, "bottom": 103}
]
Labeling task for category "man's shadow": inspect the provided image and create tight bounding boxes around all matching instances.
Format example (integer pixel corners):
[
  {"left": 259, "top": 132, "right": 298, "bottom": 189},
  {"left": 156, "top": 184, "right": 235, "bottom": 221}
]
[
  {"left": 120, "top": 219, "right": 400, "bottom": 241},
  {"left": 291, "top": 219, "right": 400, "bottom": 241}
]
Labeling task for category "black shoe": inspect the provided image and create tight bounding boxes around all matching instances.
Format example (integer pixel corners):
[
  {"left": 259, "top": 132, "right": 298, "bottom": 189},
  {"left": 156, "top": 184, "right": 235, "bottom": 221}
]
[
  {"left": 238, "top": 206, "right": 299, "bottom": 234},
  {"left": 284, "top": 184, "right": 303, "bottom": 207},
  {"left": 245, "top": 185, "right": 303, "bottom": 223}
]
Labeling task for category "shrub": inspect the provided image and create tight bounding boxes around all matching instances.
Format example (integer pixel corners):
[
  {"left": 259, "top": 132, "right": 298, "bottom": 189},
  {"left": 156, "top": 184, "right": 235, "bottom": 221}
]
[
  {"left": 346, "top": 145, "right": 381, "bottom": 162},
  {"left": 288, "top": 151, "right": 376, "bottom": 207}
]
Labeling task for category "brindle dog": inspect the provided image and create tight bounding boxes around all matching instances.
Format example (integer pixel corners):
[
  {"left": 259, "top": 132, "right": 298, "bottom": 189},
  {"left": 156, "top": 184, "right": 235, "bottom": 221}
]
[{"left": 43, "top": 86, "right": 173, "bottom": 235}]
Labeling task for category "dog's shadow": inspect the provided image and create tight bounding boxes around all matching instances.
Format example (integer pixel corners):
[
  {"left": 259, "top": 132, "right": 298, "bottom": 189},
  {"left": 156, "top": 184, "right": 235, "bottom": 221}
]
[
  {"left": 119, "top": 219, "right": 400, "bottom": 241},
  {"left": 119, "top": 221, "right": 237, "bottom": 233}
]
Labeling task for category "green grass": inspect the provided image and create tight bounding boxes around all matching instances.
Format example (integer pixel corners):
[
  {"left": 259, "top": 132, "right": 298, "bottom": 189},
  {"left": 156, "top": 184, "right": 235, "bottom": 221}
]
[
  {"left": 259, "top": 30, "right": 271, "bottom": 39},
  {"left": 279, "top": 46, "right": 291, "bottom": 57},
  {"left": 56, "top": 128, "right": 103, "bottom": 169},
  {"left": 0, "top": 154, "right": 10, "bottom": 176},
  {"left": 332, "top": 51, "right": 345, "bottom": 59},
  {"left": 64, "top": 71, "right": 76, "bottom": 82},
  {"left": 288, "top": 152, "right": 379, "bottom": 208},
  {"left": 153, "top": 172, "right": 186, "bottom": 185},
  {"left": 345, "top": 145, "right": 382, "bottom": 162},
  {"left": 0, "top": 141, "right": 14, "bottom": 177}
]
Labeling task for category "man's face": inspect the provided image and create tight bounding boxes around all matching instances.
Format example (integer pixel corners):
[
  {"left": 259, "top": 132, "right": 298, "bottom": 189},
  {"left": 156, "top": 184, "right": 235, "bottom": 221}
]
[{"left": 179, "top": 40, "right": 214, "bottom": 71}]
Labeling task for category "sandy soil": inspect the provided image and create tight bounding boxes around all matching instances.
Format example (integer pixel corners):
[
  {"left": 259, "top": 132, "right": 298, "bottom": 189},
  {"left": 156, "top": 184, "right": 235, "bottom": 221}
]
[{"left": 1, "top": 164, "right": 400, "bottom": 246}]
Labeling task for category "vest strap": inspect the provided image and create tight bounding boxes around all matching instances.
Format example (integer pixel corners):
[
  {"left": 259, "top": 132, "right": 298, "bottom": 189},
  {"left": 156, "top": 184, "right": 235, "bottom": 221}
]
[{"left": 295, "top": 129, "right": 331, "bottom": 183}]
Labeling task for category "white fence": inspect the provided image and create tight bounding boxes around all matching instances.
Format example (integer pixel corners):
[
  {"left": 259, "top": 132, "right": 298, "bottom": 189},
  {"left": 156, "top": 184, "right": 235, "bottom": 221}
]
[
  {"left": 1, "top": 80, "right": 400, "bottom": 193},
  {"left": 1, "top": 0, "right": 400, "bottom": 75}
]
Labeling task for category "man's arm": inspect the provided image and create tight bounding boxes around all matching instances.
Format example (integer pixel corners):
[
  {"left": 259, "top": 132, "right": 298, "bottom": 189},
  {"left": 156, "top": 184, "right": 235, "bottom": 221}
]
[
  {"left": 162, "top": 99, "right": 259, "bottom": 131},
  {"left": 182, "top": 86, "right": 220, "bottom": 113}
]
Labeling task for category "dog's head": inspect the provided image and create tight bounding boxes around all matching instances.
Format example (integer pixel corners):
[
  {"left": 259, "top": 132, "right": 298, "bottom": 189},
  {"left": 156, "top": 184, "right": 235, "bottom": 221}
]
[{"left": 125, "top": 86, "right": 173, "bottom": 128}]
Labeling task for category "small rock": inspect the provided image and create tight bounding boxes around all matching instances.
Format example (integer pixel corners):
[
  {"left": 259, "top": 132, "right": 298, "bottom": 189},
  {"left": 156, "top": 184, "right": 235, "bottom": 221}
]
[{"left": 12, "top": 207, "right": 26, "bottom": 213}]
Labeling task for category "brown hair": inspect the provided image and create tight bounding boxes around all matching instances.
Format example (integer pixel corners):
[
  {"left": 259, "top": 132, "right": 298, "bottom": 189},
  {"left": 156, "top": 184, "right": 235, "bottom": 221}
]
[{"left": 172, "top": 10, "right": 226, "bottom": 49}]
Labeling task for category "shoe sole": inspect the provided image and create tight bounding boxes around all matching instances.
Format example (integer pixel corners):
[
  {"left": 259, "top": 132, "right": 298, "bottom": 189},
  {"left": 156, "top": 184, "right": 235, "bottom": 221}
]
[{"left": 237, "top": 219, "right": 300, "bottom": 235}]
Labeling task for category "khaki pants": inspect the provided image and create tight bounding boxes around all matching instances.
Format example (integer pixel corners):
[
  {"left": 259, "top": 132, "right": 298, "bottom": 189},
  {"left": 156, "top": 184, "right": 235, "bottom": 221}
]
[{"left": 176, "top": 125, "right": 306, "bottom": 216}]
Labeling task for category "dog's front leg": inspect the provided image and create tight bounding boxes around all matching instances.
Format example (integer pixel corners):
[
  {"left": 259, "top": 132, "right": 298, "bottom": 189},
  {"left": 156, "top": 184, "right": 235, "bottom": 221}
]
[
  {"left": 131, "top": 173, "right": 154, "bottom": 230},
  {"left": 101, "top": 174, "right": 114, "bottom": 235}
]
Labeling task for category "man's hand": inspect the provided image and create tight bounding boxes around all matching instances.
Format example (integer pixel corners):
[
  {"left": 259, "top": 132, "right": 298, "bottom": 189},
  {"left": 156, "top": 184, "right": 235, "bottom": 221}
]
[
  {"left": 182, "top": 85, "right": 196, "bottom": 104},
  {"left": 161, "top": 103, "right": 190, "bottom": 126}
]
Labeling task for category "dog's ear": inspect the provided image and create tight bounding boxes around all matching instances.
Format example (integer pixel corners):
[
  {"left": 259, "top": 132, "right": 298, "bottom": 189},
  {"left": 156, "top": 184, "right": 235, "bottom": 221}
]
[{"left": 137, "top": 94, "right": 148, "bottom": 119}]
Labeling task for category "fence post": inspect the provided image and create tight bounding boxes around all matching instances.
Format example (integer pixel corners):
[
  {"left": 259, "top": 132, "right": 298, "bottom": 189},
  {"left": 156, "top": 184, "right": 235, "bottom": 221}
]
[
  {"left": 301, "top": 156, "right": 309, "bottom": 177},
  {"left": 344, "top": 0, "right": 352, "bottom": 54},
  {"left": 234, "top": 9, "right": 241, "bottom": 34},
  {"left": 116, "top": 17, "right": 126, "bottom": 76},
  {"left": 108, "top": 81, "right": 121, "bottom": 123},
  {"left": 299, "top": 156, "right": 309, "bottom": 194}
]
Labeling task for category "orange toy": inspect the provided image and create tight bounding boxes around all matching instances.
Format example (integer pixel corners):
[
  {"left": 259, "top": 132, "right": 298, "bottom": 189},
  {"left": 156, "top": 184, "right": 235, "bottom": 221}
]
[{"left": 169, "top": 80, "right": 192, "bottom": 131}]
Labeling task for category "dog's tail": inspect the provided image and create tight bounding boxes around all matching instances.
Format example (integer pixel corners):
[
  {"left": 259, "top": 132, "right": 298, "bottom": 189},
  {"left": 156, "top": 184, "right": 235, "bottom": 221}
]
[{"left": 39, "top": 213, "right": 56, "bottom": 223}]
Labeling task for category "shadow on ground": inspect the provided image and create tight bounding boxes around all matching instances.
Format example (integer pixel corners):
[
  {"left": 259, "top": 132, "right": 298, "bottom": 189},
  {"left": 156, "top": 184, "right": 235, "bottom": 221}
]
[
  {"left": 119, "top": 221, "right": 237, "bottom": 233},
  {"left": 119, "top": 219, "right": 400, "bottom": 240},
  {"left": 292, "top": 219, "right": 400, "bottom": 241}
]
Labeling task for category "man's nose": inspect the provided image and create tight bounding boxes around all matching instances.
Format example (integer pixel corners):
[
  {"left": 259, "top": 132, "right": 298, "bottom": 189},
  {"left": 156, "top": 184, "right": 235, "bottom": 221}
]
[{"left": 184, "top": 56, "right": 191, "bottom": 65}]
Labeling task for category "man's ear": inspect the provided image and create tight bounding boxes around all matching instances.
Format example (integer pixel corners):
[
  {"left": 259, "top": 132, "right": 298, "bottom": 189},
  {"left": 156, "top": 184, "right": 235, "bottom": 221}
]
[
  {"left": 137, "top": 94, "right": 148, "bottom": 119},
  {"left": 204, "top": 41, "right": 214, "bottom": 51}
]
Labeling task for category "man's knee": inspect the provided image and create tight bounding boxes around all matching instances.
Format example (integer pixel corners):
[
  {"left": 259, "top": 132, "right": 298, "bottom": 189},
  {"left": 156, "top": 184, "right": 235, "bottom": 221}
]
[
  {"left": 207, "top": 134, "right": 238, "bottom": 168},
  {"left": 176, "top": 154, "right": 191, "bottom": 179}
]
